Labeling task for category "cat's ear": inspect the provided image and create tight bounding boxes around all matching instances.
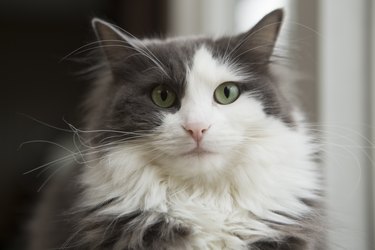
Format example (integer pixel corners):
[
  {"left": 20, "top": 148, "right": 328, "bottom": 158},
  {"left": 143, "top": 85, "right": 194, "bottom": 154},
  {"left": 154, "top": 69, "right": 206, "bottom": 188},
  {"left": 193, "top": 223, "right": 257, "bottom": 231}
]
[
  {"left": 91, "top": 18, "right": 135, "bottom": 65},
  {"left": 235, "top": 9, "right": 283, "bottom": 61}
]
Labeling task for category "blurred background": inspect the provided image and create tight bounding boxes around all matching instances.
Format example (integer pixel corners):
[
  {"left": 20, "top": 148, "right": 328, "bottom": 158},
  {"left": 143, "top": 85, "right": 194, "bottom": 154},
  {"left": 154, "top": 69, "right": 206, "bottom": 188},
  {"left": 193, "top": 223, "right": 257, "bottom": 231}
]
[{"left": 0, "top": 0, "right": 373, "bottom": 249}]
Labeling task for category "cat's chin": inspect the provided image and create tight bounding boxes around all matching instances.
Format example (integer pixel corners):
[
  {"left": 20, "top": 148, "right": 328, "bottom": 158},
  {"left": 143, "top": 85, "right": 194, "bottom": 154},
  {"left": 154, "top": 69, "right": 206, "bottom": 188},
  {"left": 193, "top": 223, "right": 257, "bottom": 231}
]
[{"left": 156, "top": 149, "right": 230, "bottom": 180}]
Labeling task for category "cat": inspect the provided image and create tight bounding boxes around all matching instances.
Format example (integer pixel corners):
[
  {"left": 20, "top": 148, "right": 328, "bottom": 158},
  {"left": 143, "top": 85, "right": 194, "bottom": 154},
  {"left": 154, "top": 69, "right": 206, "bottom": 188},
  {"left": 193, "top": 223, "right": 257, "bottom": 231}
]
[{"left": 29, "top": 9, "right": 324, "bottom": 250}]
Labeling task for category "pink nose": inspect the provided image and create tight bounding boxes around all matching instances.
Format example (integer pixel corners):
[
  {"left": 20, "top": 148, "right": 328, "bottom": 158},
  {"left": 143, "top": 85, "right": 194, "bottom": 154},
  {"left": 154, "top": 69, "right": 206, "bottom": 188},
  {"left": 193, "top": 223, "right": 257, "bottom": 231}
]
[{"left": 183, "top": 123, "right": 210, "bottom": 142}]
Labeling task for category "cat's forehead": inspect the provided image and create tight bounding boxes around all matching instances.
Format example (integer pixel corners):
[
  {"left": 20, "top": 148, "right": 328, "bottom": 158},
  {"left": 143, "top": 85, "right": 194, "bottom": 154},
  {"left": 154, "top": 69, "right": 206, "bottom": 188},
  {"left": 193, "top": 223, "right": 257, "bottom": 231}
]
[
  {"left": 144, "top": 37, "right": 212, "bottom": 71},
  {"left": 142, "top": 37, "right": 248, "bottom": 85}
]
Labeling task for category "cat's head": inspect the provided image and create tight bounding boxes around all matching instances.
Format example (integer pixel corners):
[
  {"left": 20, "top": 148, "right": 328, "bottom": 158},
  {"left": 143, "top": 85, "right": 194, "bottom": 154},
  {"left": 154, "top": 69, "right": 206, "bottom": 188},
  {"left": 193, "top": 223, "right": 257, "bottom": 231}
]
[{"left": 86, "top": 9, "right": 292, "bottom": 181}]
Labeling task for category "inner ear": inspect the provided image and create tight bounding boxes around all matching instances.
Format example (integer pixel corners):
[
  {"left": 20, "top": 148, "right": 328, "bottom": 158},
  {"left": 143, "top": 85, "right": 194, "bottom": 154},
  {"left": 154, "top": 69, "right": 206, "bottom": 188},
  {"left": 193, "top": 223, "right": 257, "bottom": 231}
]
[
  {"left": 233, "top": 9, "right": 283, "bottom": 62},
  {"left": 92, "top": 18, "right": 136, "bottom": 65}
]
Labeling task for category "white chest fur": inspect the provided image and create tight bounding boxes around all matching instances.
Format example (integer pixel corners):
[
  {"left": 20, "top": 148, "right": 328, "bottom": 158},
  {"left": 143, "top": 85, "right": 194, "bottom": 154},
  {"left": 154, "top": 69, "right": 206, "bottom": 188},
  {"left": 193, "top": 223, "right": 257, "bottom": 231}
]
[{"left": 81, "top": 114, "right": 320, "bottom": 249}]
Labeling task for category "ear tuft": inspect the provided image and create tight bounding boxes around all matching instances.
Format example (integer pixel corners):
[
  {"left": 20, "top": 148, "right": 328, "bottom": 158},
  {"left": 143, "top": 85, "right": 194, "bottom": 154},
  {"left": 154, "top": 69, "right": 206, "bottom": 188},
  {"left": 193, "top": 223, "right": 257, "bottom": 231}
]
[{"left": 92, "top": 18, "right": 124, "bottom": 42}]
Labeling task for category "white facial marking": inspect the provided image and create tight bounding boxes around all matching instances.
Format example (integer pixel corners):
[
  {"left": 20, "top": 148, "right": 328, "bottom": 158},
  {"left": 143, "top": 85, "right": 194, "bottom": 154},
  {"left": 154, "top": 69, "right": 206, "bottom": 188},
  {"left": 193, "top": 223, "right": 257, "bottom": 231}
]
[
  {"left": 151, "top": 46, "right": 252, "bottom": 177},
  {"left": 181, "top": 46, "right": 246, "bottom": 124}
]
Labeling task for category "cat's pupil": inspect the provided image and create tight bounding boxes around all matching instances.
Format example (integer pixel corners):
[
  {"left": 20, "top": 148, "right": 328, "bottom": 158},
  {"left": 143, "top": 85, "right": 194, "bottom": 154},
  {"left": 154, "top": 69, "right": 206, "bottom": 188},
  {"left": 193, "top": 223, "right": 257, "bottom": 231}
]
[
  {"left": 160, "top": 90, "right": 168, "bottom": 101},
  {"left": 224, "top": 86, "right": 230, "bottom": 98}
]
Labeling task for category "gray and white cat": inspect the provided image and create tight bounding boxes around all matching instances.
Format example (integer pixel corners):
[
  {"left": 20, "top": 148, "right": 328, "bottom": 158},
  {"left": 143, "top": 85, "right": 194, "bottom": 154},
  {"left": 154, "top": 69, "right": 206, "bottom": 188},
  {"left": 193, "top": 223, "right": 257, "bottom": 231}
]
[{"left": 29, "top": 9, "right": 324, "bottom": 249}]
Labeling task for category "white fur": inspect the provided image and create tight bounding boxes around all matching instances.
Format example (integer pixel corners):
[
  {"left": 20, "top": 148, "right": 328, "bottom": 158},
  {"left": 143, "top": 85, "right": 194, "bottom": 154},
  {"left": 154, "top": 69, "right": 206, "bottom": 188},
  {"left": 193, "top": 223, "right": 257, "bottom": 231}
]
[{"left": 81, "top": 46, "right": 321, "bottom": 249}]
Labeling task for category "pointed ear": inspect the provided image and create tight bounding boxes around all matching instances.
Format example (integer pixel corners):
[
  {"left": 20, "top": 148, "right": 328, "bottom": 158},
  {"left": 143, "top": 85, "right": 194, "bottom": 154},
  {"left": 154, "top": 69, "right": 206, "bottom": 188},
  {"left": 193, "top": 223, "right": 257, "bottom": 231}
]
[
  {"left": 236, "top": 9, "right": 283, "bottom": 61},
  {"left": 91, "top": 18, "right": 135, "bottom": 65}
]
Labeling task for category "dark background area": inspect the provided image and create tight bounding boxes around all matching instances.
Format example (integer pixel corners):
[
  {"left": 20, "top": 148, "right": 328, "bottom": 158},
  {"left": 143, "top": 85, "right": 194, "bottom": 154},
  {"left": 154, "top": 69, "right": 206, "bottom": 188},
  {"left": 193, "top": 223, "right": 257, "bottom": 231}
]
[{"left": 0, "top": 0, "right": 167, "bottom": 248}]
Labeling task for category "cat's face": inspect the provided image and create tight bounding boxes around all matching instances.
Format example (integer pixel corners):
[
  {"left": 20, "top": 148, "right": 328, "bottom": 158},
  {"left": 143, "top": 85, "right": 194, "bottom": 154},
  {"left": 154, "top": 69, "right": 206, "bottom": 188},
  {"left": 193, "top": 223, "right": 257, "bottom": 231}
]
[{"left": 88, "top": 10, "right": 291, "bottom": 180}]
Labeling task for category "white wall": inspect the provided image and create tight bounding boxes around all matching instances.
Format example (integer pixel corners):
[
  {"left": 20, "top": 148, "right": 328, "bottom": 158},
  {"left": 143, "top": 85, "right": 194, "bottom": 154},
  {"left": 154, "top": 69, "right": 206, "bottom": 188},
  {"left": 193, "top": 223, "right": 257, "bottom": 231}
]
[
  {"left": 319, "top": 0, "right": 374, "bottom": 249},
  {"left": 372, "top": 0, "right": 375, "bottom": 248},
  {"left": 168, "top": 0, "right": 236, "bottom": 36}
]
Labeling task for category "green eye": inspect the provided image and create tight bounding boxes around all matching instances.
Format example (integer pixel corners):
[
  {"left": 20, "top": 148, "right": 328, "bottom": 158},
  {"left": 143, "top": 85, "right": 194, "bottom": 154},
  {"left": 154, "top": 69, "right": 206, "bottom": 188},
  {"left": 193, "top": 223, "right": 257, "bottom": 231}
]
[
  {"left": 151, "top": 85, "right": 177, "bottom": 108},
  {"left": 214, "top": 82, "right": 240, "bottom": 105}
]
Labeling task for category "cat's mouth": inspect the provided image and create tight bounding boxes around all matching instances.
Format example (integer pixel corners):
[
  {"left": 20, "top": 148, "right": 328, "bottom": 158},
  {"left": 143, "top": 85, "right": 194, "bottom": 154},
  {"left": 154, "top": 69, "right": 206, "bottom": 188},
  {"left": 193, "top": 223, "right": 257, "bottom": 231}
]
[{"left": 181, "top": 147, "right": 213, "bottom": 157}]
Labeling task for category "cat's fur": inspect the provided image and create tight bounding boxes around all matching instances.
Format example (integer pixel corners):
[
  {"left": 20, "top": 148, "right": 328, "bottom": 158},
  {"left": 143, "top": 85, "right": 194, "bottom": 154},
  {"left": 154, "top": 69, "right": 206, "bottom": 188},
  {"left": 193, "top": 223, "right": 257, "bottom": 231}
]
[{"left": 29, "top": 9, "right": 324, "bottom": 249}]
